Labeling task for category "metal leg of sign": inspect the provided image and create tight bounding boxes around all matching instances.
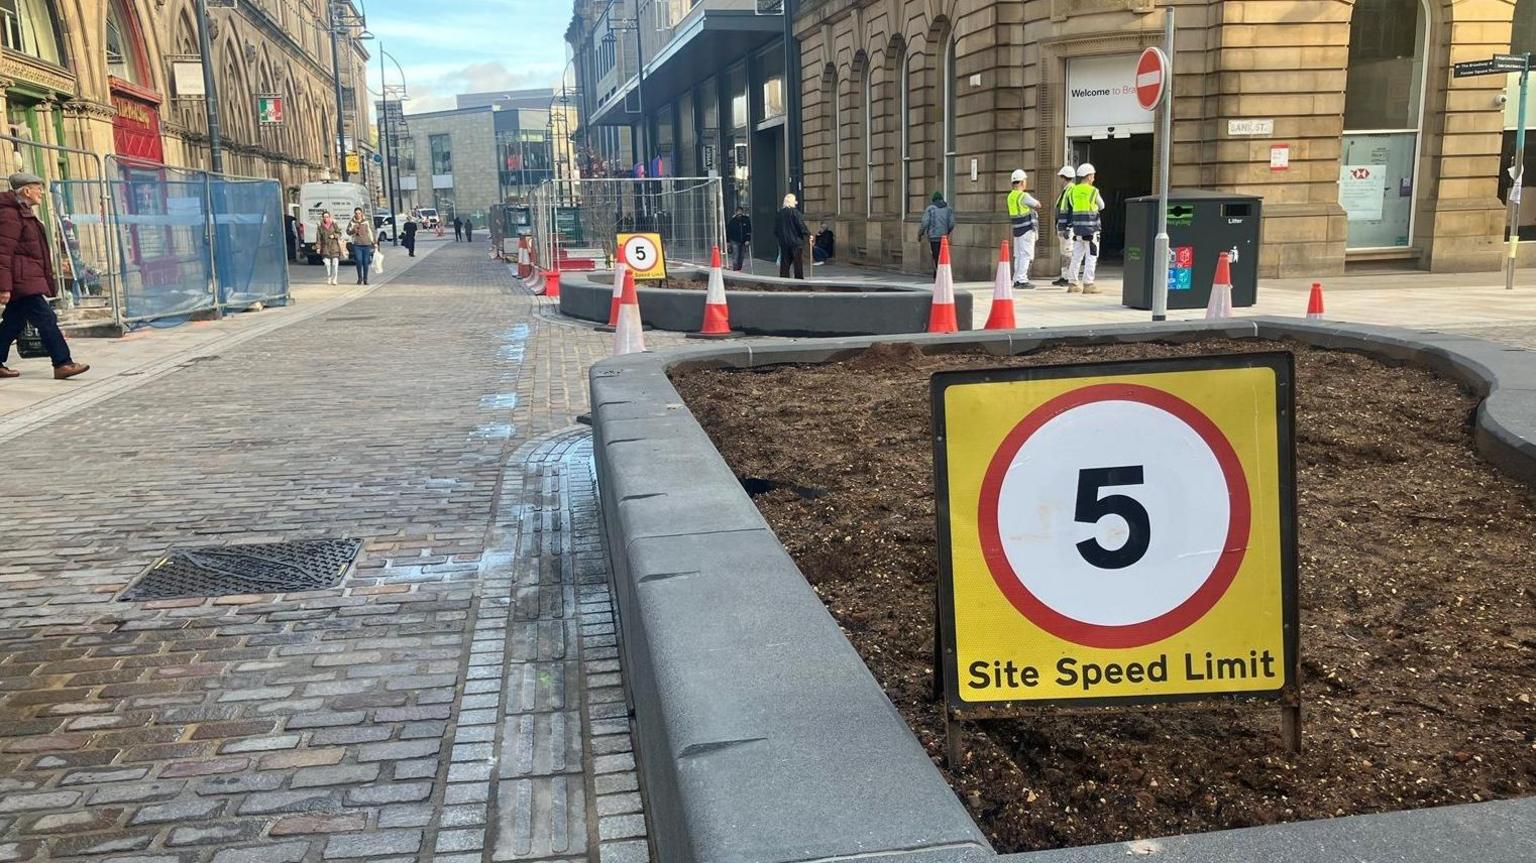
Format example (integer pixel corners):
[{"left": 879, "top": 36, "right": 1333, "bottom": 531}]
[
  {"left": 944, "top": 710, "right": 966, "bottom": 768},
  {"left": 932, "top": 592, "right": 944, "bottom": 701},
  {"left": 1281, "top": 703, "right": 1302, "bottom": 755}
]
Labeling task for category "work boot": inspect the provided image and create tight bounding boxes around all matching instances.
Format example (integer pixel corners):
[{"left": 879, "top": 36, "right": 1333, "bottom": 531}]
[
  {"left": 1018, "top": 281, "right": 1036, "bottom": 290},
  {"left": 1052, "top": 277, "right": 1070, "bottom": 287},
  {"left": 53, "top": 362, "right": 89, "bottom": 380},
  {"left": 1083, "top": 282, "right": 1100, "bottom": 294},
  {"left": 1068, "top": 282, "right": 1083, "bottom": 294},
  {"left": 0, "top": 365, "right": 18, "bottom": 378}
]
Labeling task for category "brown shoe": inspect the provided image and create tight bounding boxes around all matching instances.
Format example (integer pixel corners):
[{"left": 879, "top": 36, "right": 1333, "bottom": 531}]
[
  {"left": 53, "top": 362, "right": 89, "bottom": 380},
  {"left": 0, "top": 365, "right": 18, "bottom": 378}
]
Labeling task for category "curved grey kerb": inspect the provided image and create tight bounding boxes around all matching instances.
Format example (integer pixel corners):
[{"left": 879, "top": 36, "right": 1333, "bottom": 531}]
[
  {"left": 558, "top": 270, "right": 973, "bottom": 337},
  {"left": 590, "top": 317, "right": 1536, "bottom": 863}
]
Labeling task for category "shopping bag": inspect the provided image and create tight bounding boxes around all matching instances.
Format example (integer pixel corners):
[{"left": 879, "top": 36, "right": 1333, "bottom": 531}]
[
  {"left": 17, "top": 323, "right": 46, "bottom": 358},
  {"left": 372, "top": 249, "right": 384, "bottom": 275}
]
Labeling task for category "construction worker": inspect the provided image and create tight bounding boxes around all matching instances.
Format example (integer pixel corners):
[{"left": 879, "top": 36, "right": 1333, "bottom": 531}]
[
  {"left": 1065, "top": 163, "right": 1106, "bottom": 294},
  {"left": 1006, "top": 169, "right": 1042, "bottom": 289},
  {"left": 1052, "top": 165, "right": 1077, "bottom": 287}
]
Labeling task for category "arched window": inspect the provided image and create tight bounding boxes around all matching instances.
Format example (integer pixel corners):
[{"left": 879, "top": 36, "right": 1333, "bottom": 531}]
[
  {"left": 1339, "top": 0, "right": 1428, "bottom": 249},
  {"left": 0, "top": 0, "right": 62, "bottom": 66},
  {"left": 828, "top": 66, "right": 841, "bottom": 215},
  {"left": 862, "top": 62, "right": 872, "bottom": 216},
  {"left": 942, "top": 35, "right": 957, "bottom": 206},
  {"left": 898, "top": 51, "right": 910, "bottom": 218},
  {"left": 106, "top": 1, "right": 147, "bottom": 85}
]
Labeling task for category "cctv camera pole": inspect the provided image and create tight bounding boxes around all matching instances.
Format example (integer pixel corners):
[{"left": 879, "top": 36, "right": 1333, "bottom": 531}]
[
  {"left": 1506, "top": 52, "right": 1530, "bottom": 291},
  {"left": 1151, "top": 6, "right": 1174, "bottom": 321}
]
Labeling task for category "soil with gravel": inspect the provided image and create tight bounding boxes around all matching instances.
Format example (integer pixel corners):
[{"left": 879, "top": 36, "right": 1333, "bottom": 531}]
[{"left": 672, "top": 339, "right": 1536, "bottom": 853}]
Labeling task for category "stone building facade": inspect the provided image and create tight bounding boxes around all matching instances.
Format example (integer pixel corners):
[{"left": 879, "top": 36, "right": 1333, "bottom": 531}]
[
  {"left": 794, "top": 0, "right": 1536, "bottom": 280},
  {"left": 0, "top": 0, "right": 371, "bottom": 201}
]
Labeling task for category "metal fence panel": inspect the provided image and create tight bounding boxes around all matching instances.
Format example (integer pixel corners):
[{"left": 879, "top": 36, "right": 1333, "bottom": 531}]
[
  {"left": 211, "top": 176, "right": 290, "bottom": 309},
  {"left": 529, "top": 177, "right": 724, "bottom": 274},
  {"left": 109, "top": 160, "right": 215, "bottom": 323}
]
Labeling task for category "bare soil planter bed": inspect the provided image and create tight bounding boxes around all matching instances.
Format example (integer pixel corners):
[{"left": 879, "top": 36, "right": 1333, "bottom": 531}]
[{"left": 671, "top": 338, "right": 1536, "bottom": 854}]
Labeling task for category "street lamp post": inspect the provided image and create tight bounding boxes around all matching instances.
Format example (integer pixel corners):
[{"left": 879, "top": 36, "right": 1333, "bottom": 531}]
[
  {"left": 328, "top": 2, "right": 350, "bottom": 181},
  {"left": 378, "top": 47, "right": 408, "bottom": 243},
  {"left": 193, "top": 0, "right": 223, "bottom": 173}
]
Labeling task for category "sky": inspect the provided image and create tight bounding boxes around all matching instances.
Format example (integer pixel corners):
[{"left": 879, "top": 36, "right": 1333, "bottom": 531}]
[{"left": 365, "top": 0, "right": 573, "bottom": 112}]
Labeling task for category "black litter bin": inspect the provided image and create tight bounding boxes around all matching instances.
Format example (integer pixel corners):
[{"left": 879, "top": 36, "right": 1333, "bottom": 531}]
[{"left": 1122, "top": 190, "right": 1262, "bottom": 311}]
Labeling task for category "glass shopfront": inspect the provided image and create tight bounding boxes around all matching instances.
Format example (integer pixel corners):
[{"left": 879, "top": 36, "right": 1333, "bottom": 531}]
[{"left": 1339, "top": 0, "right": 1427, "bottom": 250}]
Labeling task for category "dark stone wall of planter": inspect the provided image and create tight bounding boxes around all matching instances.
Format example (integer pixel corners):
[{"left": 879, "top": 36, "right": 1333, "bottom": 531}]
[
  {"left": 590, "top": 318, "right": 1536, "bottom": 863},
  {"left": 559, "top": 272, "right": 973, "bottom": 337}
]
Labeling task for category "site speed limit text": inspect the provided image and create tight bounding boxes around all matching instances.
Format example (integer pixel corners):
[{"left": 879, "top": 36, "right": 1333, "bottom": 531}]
[{"left": 931, "top": 353, "right": 1298, "bottom": 710}]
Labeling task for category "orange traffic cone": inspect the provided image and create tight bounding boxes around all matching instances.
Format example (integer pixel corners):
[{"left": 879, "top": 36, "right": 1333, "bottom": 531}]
[
  {"left": 612, "top": 267, "right": 646, "bottom": 356},
  {"left": 984, "top": 240, "right": 1017, "bottom": 330},
  {"left": 928, "top": 236, "right": 959, "bottom": 333},
  {"left": 689, "top": 245, "right": 739, "bottom": 339},
  {"left": 1306, "top": 281, "right": 1325, "bottom": 320},
  {"left": 1205, "top": 252, "right": 1234, "bottom": 320},
  {"left": 597, "top": 262, "right": 628, "bottom": 332}
]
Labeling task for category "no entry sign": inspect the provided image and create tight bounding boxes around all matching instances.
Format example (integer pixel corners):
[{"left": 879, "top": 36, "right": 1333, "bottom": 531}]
[
  {"left": 1136, "top": 47, "right": 1169, "bottom": 111},
  {"left": 931, "top": 353, "right": 1297, "bottom": 711}
]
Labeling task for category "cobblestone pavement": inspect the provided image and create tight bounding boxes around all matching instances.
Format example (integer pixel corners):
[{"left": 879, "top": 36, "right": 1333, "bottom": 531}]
[{"left": 0, "top": 242, "right": 675, "bottom": 862}]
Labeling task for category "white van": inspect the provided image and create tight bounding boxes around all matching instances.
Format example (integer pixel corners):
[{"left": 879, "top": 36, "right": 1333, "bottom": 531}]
[{"left": 298, "top": 181, "right": 371, "bottom": 263}]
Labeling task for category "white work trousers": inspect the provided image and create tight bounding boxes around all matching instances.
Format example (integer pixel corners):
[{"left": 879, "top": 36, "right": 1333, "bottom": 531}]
[
  {"left": 1012, "top": 230, "right": 1037, "bottom": 283},
  {"left": 1070, "top": 233, "right": 1100, "bottom": 285},
  {"left": 1058, "top": 232, "right": 1074, "bottom": 281}
]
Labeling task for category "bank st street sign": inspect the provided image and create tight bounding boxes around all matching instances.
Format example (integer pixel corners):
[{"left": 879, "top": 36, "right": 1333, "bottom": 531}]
[
  {"left": 930, "top": 353, "right": 1300, "bottom": 761},
  {"left": 1454, "top": 53, "right": 1530, "bottom": 78}
]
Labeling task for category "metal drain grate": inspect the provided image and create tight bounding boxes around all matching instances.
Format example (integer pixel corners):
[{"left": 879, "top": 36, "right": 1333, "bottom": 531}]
[{"left": 120, "top": 538, "right": 363, "bottom": 601}]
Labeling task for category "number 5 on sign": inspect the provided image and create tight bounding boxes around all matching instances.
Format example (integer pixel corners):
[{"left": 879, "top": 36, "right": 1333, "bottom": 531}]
[{"left": 617, "top": 232, "right": 667, "bottom": 280}]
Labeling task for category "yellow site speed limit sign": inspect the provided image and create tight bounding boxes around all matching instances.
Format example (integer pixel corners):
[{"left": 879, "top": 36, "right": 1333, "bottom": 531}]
[
  {"left": 616, "top": 232, "right": 667, "bottom": 280},
  {"left": 931, "top": 353, "right": 1299, "bottom": 735}
]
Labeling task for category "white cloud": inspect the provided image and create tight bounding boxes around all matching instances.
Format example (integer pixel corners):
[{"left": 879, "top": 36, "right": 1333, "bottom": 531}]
[{"left": 394, "top": 60, "right": 564, "bottom": 113}]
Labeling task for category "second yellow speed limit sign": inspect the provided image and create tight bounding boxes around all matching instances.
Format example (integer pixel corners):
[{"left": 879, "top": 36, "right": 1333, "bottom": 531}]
[
  {"left": 616, "top": 232, "right": 667, "bottom": 280},
  {"left": 931, "top": 353, "right": 1298, "bottom": 715}
]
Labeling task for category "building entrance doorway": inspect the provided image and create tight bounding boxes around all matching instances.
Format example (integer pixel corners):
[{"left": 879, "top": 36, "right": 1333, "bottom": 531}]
[
  {"left": 750, "top": 124, "right": 785, "bottom": 261},
  {"left": 1067, "top": 134, "right": 1154, "bottom": 262}
]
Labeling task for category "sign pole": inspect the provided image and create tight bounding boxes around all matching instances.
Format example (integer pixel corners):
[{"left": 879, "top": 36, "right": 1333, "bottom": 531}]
[
  {"left": 1508, "top": 53, "right": 1530, "bottom": 291},
  {"left": 1152, "top": 7, "right": 1175, "bottom": 322}
]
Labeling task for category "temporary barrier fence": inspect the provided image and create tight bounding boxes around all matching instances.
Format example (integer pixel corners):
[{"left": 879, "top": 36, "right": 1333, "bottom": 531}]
[{"left": 528, "top": 177, "right": 725, "bottom": 275}]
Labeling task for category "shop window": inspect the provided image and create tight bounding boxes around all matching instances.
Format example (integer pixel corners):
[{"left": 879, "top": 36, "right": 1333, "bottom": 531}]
[
  {"left": 106, "top": 1, "right": 145, "bottom": 85},
  {"left": 1339, "top": 0, "right": 1427, "bottom": 249},
  {"left": 0, "top": 0, "right": 62, "bottom": 66}
]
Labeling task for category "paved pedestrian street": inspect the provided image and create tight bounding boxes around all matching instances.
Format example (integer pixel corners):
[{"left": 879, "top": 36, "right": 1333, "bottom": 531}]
[{"left": 0, "top": 243, "right": 672, "bottom": 863}]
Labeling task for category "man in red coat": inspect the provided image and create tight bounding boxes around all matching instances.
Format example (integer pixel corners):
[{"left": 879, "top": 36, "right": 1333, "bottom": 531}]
[{"left": 0, "top": 172, "right": 87, "bottom": 379}]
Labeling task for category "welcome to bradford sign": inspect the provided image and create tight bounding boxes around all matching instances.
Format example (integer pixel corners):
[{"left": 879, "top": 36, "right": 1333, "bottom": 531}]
[{"left": 1066, "top": 54, "right": 1156, "bottom": 136}]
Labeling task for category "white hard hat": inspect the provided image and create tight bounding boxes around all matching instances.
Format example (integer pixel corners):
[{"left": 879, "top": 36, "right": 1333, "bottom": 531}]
[
  {"left": 1058, "top": 165, "right": 1076, "bottom": 179},
  {"left": 1076, "top": 163, "right": 1096, "bottom": 178},
  {"left": 1010, "top": 169, "right": 1027, "bottom": 183}
]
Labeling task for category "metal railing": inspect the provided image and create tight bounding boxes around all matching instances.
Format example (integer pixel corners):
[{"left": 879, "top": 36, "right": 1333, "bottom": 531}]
[{"left": 527, "top": 176, "right": 726, "bottom": 274}]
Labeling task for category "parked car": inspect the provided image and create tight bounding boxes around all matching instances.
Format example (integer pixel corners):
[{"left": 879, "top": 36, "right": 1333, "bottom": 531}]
[
  {"left": 373, "top": 213, "right": 397, "bottom": 244},
  {"left": 415, "top": 207, "right": 440, "bottom": 230}
]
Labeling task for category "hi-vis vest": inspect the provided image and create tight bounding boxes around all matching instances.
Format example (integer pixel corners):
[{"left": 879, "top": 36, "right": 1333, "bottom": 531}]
[
  {"left": 1055, "top": 183, "right": 1075, "bottom": 233},
  {"left": 1066, "top": 183, "right": 1103, "bottom": 238},
  {"left": 1007, "top": 189, "right": 1037, "bottom": 237}
]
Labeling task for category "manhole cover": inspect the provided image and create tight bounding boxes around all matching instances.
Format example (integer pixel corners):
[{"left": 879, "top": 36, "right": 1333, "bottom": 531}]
[{"left": 120, "top": 538, "right": 363, "bottom": 600}]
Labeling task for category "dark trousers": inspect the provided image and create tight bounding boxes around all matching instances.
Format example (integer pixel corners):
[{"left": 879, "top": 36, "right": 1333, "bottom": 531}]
[
  {"left": 778, "top": 244, "right": 804, "bottom": 280},
  {"left": 929, "top": 239, "right": 943, "bottom": 274},
  {"left": 465, "top": 230, "right": 473, "bottom": 242},
  {"left": 403, "top": 236, "right": 416, "bottom": 256},
  {"left": 454, "top": 228, "right": 463, "bottom": 241},
  {"left": 353, "top": 245, "right": 375, "bottom": 283},
  {"left": 730, "top": 241, "right": 749, "bottom": 271},
  {"left": 0, "top": 294, "right": 72, "bottom": 367}
]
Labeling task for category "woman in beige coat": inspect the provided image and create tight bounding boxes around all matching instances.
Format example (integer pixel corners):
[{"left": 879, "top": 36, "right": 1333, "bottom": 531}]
[
  {"left": 345, "top": 207, "right": 376, "bottom": 285},
  {"left": 315, "top": 211, "right": 345, "bottom": 285}
]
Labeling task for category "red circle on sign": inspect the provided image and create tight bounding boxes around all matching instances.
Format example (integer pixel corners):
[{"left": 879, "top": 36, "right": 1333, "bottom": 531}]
[
  {"left": 976, "top": 383, "right": 1251, "bottom": 649},
  {"left": 1136, "top": 47, "right": 1168, "bottom": 112}
]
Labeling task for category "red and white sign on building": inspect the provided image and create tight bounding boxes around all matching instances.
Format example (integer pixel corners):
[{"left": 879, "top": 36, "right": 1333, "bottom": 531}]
[{"left": 1136, "top": 47, "right": 1169, "bottom": 111}]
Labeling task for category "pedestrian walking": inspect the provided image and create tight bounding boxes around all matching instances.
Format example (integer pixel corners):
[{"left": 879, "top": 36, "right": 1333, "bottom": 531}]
[
  {"left": 315, "top": 210, "right": 344, "bottom": 284},
  {"left": 1052, "top": 165, "right": 1077, "bottom": 287},
  {"left": 918, "top": 191, "right": 956, "bottom": 275},
  {"left": 284, "top": 211, "right": 299, "bottom": 262},
  {"left": 1006, "top": 169, "right": 1042, "bottom": 289},
  {"left": 726, "top": 206, "right": 752, "bottom": 271},
  {"left": 773, "top": 193, "right": 810, "bottom": 280},
  {"left": 0, "top": 172, "right": 88, "bottom": 380},
  {"left": 1064, "top": 163, "right": 1106, "bottom": 294},
  {"left": 453, "top": 217, "right": 463, "bottom": 242},
  {"left": 402, "top": 219, "right": 418, "bottom": 257},
  {"left": 346, "top": 207, "right": 376, "bottom": 285},
  {"left": 463, "top": 218, "right": 473, "bottom": 243}
]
